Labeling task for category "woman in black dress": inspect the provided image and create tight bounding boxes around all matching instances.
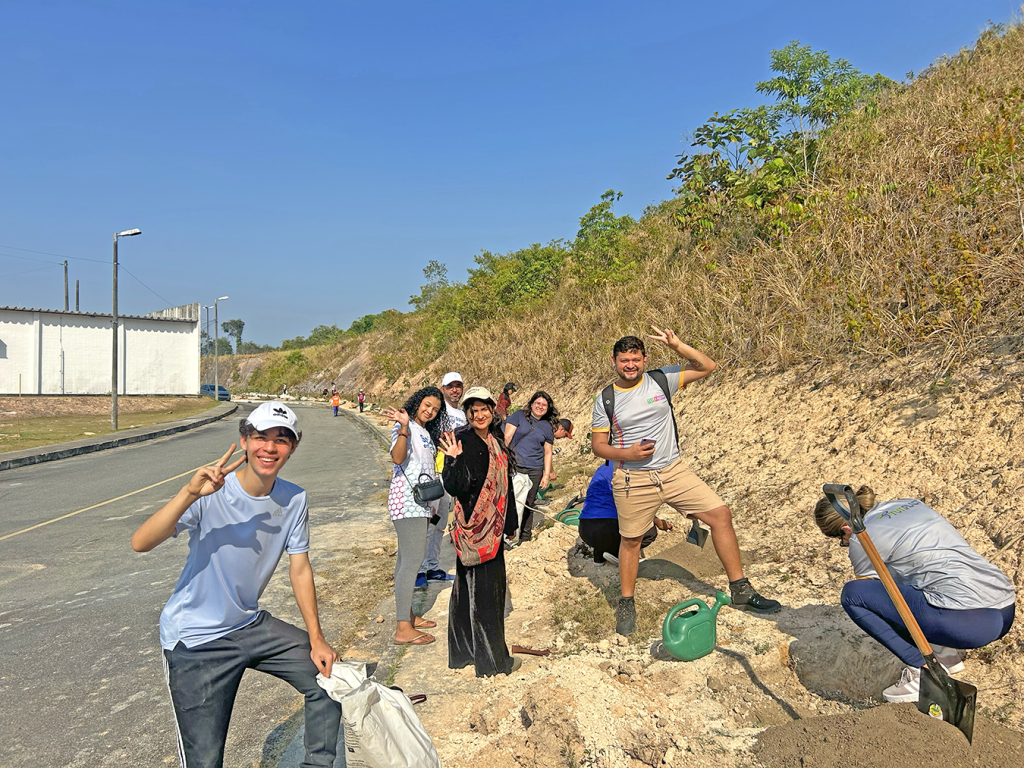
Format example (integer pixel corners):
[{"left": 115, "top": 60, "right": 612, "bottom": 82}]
[{"left": 438, "top": 386, "right": 521, "bottom": 676}]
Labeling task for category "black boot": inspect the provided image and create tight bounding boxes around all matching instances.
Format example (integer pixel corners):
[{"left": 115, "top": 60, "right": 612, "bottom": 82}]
[
  {"left": 615, "top": 596, "right": 637, "bottom": 636},
  {"left": 729, "top": 578, "right": 782, "bottom": 614}
]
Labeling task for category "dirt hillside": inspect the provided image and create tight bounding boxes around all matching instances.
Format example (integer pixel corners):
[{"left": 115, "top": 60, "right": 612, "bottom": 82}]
[{"left": 340, "top": 339, "right": 1023, "bottom": 768}]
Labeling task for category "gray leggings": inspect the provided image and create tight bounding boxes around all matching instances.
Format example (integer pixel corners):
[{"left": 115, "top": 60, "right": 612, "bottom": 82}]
[{"left": 393, "top": 516, "right": 429, "bottom": 622}]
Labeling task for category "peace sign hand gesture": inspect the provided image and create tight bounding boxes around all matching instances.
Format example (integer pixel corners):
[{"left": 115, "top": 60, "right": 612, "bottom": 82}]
[
  {"left": 382, "top": 407, "right": 410, "bottom": 428},
  {"left": 185, "top": 444, "right": 247, "bottom": 498},
  {"left": 438, "top": 431, "right": 463, "bottom": 458},
  {"left": 647, "top": 325, "right": 678, "bottom": 348}
]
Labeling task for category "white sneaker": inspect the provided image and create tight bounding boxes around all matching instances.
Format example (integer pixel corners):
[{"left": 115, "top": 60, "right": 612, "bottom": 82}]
[
  {"left": 930, "top": 644, "right": 965, "bottom": 674},
  {"left": 603, "top": 553, "right": 619, "bottom": 565},
  {"left": 883, "top": 666, "right": 921, "bottom": 703}
]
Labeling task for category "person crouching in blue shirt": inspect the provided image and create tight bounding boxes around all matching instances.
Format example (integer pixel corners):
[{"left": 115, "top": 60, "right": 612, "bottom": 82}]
[
  {"left": 131, "top": 402, "right": 341, "bottom": 768},
  {"left": 579, "top": 462, "right": 674, "bottom": 565}
]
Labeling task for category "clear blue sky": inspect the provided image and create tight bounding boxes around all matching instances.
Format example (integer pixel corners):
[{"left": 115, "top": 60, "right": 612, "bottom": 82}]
[{"left": 1, "top": 1, "right": 1018, "bottom": 346}]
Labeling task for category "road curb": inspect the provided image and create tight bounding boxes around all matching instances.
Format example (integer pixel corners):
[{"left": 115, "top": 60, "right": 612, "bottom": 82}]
[
  {"left": 338, "top": 407, "right": 390, "bottom": 451},
  {"left": 0, "top": 403, "right": 239, "bottom": 472}
]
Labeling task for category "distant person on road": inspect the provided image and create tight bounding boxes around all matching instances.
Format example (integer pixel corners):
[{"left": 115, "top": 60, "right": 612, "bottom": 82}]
[
  {"left": 330, "top": 393, "right": 341, "bottom": 417},
  {"left": 383, "top": 387, "right": 450, "bottom": 646},
  {"left": 591, "top": 330, "right": 780, "bottom": 636},
  {"left": 813, "top": 486, "right": 1016, "bottom": 704},
  {"left": 282, "top": 383, "right": 288, "bottom": 396},
  {"left": 417, "top": 371, "right": 467, "bottom": 587},
  {"left": 495, "top": 382, "right": 516, "bottom": 420},
  {"left": 439, "top": 387, "right": 521, "bottom": 676},
  {"left": 579, "top": 462, "right": 672, "bottom": 565},
  {"left": 357, "top": 389, "right": 365, "bottom": 413},
  {"left": 130, "top": 402, "right": 342, "bottom": 768},
  {"left": 504, "top": 391, "right": 558, "bottom": 545}
]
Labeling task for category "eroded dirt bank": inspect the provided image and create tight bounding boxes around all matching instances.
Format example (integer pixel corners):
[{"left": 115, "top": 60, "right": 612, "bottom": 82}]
[{"left": 344, "top": 345, "right": 1024, "bottom": 768}]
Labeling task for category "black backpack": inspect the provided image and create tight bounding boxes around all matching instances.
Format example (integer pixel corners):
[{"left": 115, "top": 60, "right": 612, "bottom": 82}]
[{"left": 600, "top": 369, "right": 679, "bottom": 447}]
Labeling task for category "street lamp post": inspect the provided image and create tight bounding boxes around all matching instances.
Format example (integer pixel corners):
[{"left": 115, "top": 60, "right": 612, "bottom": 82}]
[
  {"left": 203, "top": 304, "right": 213, "bottom": 385},
  {"left": 111, "top": 228, "right": 142, "bottom": 430},
  {"left": 214, "top": 296, "right": 229, "bottom": 396}
]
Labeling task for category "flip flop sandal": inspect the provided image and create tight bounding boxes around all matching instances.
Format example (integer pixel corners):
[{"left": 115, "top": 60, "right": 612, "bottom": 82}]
[
  {"left": 511, "top": 645, "right": 551, "bottom": 657},
  {"left": 413, "top": 618, "right": 437, "bottom": 629},
  {"left": 408, "top": 694, "right": 427, "bottom": 705},
  {"left": 393, "top": 633, "right": 436, "bottom": 646}
]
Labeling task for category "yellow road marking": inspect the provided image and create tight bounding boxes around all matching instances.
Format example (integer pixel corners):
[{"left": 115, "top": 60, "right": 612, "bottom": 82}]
[{"left": 0, "top": 450, "right": 243, "bottom": 542}]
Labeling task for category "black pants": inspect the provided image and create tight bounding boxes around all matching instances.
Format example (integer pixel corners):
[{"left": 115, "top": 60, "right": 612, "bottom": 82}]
[
  {"left": 519, "top": 467, "right": 545, "bottom": 541},
  {"left": 579, "top": 517, "right": 657, "bottom": 563},
  {"left": 448, "top": 547, "right": 514, "bottom": 677},
  {"left": 359, "top": 402, "right": 364, "bottom": 412},
  {"left": 162, "top": 612, "right": 341, "bottom": 768}
]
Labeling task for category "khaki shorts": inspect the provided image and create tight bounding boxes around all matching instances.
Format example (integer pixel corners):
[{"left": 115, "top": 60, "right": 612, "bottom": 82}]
[{"left": 611, "top": 459, "right": 724, "bottom": 539}]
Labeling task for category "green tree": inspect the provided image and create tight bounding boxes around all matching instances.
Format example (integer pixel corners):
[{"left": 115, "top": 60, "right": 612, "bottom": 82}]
[
  {"left": 409, "top": 260, "right": 450, "bottom": 309},
  {"left": 236, "top": 341, "right": 273, "bottom": 354},
  {"left": 755, "top": 41, "right": 893, "bottom": 179},
  {"left": 667, "top": 42, "right": 893, "bottom": 238},
  {"left": 221, "top": 318, "right": 245, "bottom": 350},
  {"left": 573, "top": 190, "right": 637, "bottom": 286}
]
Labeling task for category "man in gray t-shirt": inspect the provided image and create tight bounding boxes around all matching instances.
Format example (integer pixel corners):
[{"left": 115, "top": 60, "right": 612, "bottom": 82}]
[{"left": 590, "top": 328, "right": 780, "bottom": 636}]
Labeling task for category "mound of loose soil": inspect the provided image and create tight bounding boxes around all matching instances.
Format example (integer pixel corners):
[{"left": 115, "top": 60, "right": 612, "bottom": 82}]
[{"left": 752, "top": 704, "right": 1024, "bottom": 768}]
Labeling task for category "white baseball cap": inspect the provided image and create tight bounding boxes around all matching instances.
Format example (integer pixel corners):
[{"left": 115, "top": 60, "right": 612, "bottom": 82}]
[
  {"left": 441, "top": 372, "right": 464, "bottom": 387},
  {"left": 246, "top": 401, "right": 299, "bottom": 435}
]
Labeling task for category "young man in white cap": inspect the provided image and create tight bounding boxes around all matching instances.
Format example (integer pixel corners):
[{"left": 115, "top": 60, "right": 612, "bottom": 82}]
[
  {"left": 417, "top": 371, "right": 468, "bottom": 586},
  {"left": 131, "top": 402, "right": 341, "bottom": 768}
]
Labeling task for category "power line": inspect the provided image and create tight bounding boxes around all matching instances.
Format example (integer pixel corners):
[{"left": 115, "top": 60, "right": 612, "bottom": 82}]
[
  {"left": 0, "top": 243, "right": 107, "bottom": 264},
  {"left": 0, "top": 250, "right": 61, "bottom": 265},
  {"left": 2, "top": 264, "right": 62, "bottom": 280},
  {"left": 119, "top": 264, "right": 174, "bottom": 308}
]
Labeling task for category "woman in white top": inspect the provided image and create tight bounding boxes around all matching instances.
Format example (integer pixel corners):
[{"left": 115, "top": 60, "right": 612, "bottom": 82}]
[
  {"left": 383, "top": 387, "right": 450, "bottom": 645},
  {"left": 813, "top": 485, "right": 1016, "bottom": 703}
]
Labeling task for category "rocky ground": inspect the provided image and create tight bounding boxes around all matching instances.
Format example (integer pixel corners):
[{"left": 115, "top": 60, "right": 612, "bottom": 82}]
[{"left": 337, "top": 343, "right": 1023, "bottom": 768}]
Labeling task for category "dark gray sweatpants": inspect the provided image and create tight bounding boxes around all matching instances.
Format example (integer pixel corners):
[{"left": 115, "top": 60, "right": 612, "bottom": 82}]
[{"left": 162, "top": 612, "right": 341, "bottom": 768}]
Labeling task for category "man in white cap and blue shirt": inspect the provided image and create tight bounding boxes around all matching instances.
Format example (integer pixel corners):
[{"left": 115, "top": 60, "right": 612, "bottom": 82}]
[
  {"left": 416, "top": 371, "right": 467, "bottom": 586},
  {"left": 131, "top": 402, "right": 341, "bottom": 768}
]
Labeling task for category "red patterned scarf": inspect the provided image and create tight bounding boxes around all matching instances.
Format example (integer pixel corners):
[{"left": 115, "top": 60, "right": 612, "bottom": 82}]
[{"left": 450, "top": 432, "right": 509, "bottom": 566}]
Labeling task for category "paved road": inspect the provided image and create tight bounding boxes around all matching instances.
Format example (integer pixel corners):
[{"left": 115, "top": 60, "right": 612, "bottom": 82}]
[{"left": 0, "top": 404, "right": 389, "bottom": 768}]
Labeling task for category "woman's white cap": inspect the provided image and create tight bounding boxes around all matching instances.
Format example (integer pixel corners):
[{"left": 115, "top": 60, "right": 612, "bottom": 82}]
[
  {"left": 441, "top": 372, "right": 464, "bottom": 386},
  {"left": 246, "top": 401, "right": 299, "bottom": 433}
]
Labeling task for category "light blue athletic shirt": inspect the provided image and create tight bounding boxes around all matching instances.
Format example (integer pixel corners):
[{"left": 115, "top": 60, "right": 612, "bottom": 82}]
[
  {"left": 159, "top": 472, "right": 310, "bottom": 650},
  {"left": 849, "top": 498, "right": 1015, "bottom": 611}
]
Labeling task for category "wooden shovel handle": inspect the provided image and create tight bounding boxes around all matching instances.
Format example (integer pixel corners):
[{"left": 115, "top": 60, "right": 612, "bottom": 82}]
[{"left": 856, "top": 531, "right": 933, "bottom": 657}]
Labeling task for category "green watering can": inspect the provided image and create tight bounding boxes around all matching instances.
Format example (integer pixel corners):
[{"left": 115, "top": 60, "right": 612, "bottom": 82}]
[
  {"left": 662, "top": 591, "right": 731, "bottom": 661},
  {"left": 555, "top": 507, "right": 581, "bottom": 527}
]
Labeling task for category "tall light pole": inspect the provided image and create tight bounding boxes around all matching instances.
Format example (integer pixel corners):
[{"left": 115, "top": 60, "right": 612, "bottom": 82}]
[
  {"left": 203, "top": 304, "right": 213, "bottom": 385},
  {"left": 112, "top": 228, "right": 142, "bottom": 430},
  {"left": 214, "top": 296, "right": 229, "bottom": 395}
]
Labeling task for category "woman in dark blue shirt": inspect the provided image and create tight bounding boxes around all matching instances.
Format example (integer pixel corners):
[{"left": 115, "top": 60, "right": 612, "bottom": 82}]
[{"left": 503, "top": 391, "right": 558, "bottom": 543}]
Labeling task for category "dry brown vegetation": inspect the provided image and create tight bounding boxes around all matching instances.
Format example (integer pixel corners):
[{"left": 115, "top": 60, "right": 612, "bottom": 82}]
[{"left": 219, "top": 23, "right": 1024, "bottom": 406}]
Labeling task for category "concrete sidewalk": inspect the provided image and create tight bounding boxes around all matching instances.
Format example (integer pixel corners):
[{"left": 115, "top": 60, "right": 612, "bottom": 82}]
[{"left": 0, "top": 401, "right": 239, "bottom": 472}]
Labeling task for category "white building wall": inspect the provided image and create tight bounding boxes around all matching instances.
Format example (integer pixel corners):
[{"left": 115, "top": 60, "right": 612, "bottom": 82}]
[{"left": 0, "top": 306, "right": 200, "bottom": 395}]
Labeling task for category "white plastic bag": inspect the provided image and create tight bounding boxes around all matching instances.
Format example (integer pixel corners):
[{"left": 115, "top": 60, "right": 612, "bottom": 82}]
[
  {"left": 318, "top": 661, "right": 441, "bottom": 768},
  {"left": 512, "top": 471, "right": 532, "bottom": 533}
]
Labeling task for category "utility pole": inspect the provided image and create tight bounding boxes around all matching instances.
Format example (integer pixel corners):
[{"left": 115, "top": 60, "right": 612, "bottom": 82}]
[
  {"left": 112, "top": 236, "right": 118, "bottom": 429},
  {"left": 111, "top": 228, "right": 142, "bottom": 430},
  {"left": 214, "top": 296, "right": 229, "bottom": 395},
  {"left": 75, "top": 280, "right": 80, "bottom": 311},
  {"left": 63, "top": 261, "right": 69, "bottom": 311}
]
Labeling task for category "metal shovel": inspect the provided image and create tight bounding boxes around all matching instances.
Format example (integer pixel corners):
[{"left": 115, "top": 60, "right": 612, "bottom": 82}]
[{"left": 823, "top": 484, "right": 977, "bottom": 743}]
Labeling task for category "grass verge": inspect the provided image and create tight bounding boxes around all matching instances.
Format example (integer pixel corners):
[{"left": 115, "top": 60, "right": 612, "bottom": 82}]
[{"left": 0, "top": 397, "right": 220, "bottom": 453}]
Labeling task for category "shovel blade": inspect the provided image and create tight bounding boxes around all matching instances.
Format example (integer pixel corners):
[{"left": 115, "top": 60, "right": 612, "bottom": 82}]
[{"left": 918, "top": 665, "right": 977, "bottom": 744}]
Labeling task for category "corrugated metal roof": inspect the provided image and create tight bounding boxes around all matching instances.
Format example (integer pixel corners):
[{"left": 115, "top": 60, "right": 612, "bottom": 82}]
[{"left": 0, "top": 306, "right": 196, "bottom": 323}]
